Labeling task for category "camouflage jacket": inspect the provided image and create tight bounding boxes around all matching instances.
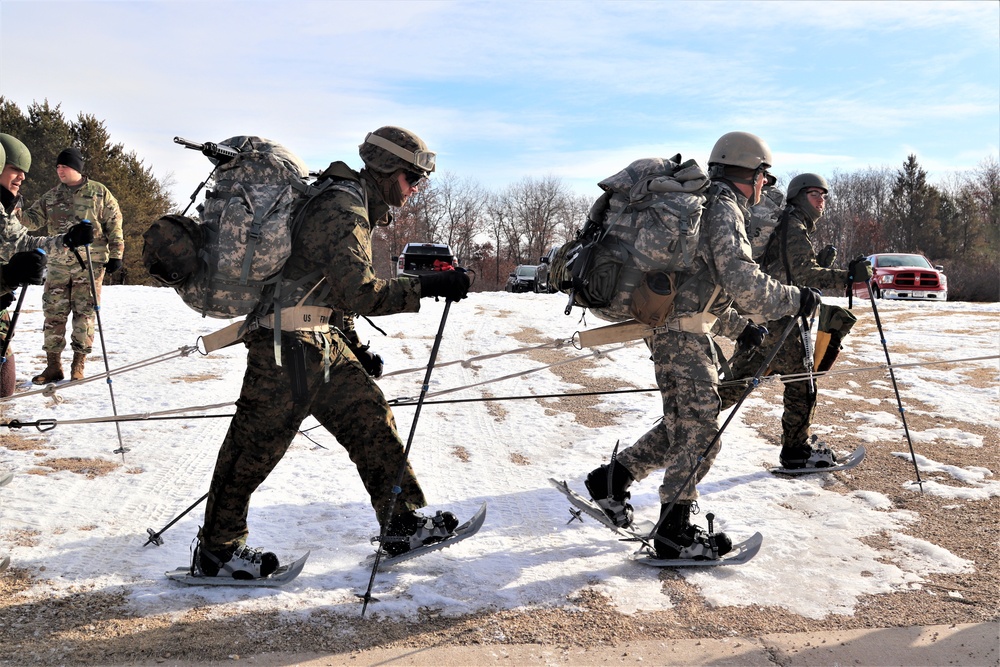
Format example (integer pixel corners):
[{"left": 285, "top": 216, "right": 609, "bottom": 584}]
[
  {"left": 0, "top": 185, "right": 71, "bottom": 264},
  {"left": 272, "top": 162, "right": 420, "bottom": 326},
  {"left": 21, "top": 177, "right": 124, "bottom": 269},
  {"left": 759, "top": 204, "right": 849, "bottom": 290},
  {"left": 672, "top": 181, "right": 800, "bottom": 328}
]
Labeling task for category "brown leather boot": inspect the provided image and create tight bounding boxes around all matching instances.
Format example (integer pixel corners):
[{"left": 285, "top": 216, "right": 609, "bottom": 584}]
[
  {"left": 32, "top": 352, "right": 64, "bottom": 385},
  {"left": 71, "top": 352, "right": 87, "bottom": 381}
]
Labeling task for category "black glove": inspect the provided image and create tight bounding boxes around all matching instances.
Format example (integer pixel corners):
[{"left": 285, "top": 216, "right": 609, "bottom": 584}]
[
  {"left": 2, "top": 251, "right": 47, "bottom": 287},
  {"left": 737, "top": 322, "right": 768, "bottom": 349},
  {"left": 816, "top": 245, "right": 837, "bottom": 268},
  {"left": 63, "top": 221, "right": 94, "bottom": 249},
  {"left": 798, "top": 287, "right": 822, "bottom": 317},
  {"left": 0, "top": 291, "right": 14, "bottom": 311},
  {"left": 353, "top": 344, "right": 384, "bottom": 378},
  {"left": 418, "top": 269, "right": 471, "bottom": 302},
  {"left": 104, "top": 258, "right": 123, "bottom": 274},
  {"left": 847, "top": 256, "right": 873, "bottom": 284}
]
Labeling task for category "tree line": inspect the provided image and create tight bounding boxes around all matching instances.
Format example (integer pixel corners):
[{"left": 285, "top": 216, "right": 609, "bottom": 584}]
[{"left": 2, "top": 99, "right": 996, "bottom": 300}]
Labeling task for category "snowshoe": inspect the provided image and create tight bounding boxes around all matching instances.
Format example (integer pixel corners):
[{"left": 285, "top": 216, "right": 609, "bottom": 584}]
[
  {"left": 653, "top": 502, "right": 732, "bottom": 561},
  {"left": 194, "top": 540, "right": 280, "bottom": 580},
  {"left": 780, "top": 436, "right": 838, "bottom": 470},
  {"left": 382, "top": 509, "right": 459, "bottom": 556},
  {"left": 585, "top": 458, "right": 635, "bottom": 528}
]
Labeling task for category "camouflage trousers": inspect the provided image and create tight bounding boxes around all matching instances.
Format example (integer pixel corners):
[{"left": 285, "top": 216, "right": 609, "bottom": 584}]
[
  {"left": 616, "top": 331, "right": 723, "bottom": 504},
  {"left": 718, "top": 315, "right": 816, "bottom": 450},
  {"left": 201, "top": 327, "right": 427, "bottom": 551},
  {"left": 40, "top": 263, "right": 104, "bottom": 355}
]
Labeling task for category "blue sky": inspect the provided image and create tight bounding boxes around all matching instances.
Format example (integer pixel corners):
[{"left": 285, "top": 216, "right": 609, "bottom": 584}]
[{"left": 1, "top": 0, "right": 997, "bottom": 204}]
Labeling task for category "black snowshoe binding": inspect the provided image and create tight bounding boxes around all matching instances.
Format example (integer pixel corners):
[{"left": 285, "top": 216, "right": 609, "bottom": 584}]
[
  {"left": 585, "top": 458, "right": 635, "bottom": 528},
  {"left": 653, "top": 502, "right": 733, "bottom": 560},
  {"left": 193, "top": 538, "right": 280, "bottom": 580},
  {"left": 780, "top": 435, "right": 838, "bottom": 470},
  {"left": 382, "top": 509, "right": 459, "bottom": 556}
]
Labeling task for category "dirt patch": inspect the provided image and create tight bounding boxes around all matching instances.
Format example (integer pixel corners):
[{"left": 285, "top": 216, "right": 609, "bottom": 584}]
[
  {"left": 31, "top": 457, "right": 120, "bottom": 478},
  {"left": 172, "top": 373, "right": 222, "bottom": 383},
  {"left": 0, "top": 432, "right": 51, "bottom": 452},
  {"left": 451, "top": 445, "right": 471, "bottom": 463}
]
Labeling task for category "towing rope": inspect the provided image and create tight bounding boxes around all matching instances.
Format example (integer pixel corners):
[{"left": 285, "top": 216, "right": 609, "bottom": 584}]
[{"left": 4, "top": 353, "right": 994, "bottom": 430}]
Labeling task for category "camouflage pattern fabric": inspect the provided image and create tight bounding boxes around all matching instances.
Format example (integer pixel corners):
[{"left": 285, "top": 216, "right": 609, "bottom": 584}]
[
  {"left": 617, "top": 331, "right": 723, "bottom": 502},
  {"left": 719, "top": 202, "right": 852, "bottom": 450},
  {"left": 21, "top": 177, "right": 124, "bottom": 268},
  {"left": 201, "top": 164, "right": 425, "bottom": 552},
  {"left": 718, "top": 315, "right": 814, "bottom": 448},
  {"left": 0, "top": 192, "right": 68, "bottom": 263},
  {"left": 201, "top": 328, "right": 426, "bottom": 550},
  {"left": 613, "top": 180, "right": 802, "bottom": 503},
  {"left": 39, "top": 262, "right": 104, "bottom": 354},
  {"left": 20, "top": 178, "right": 121, "bottom": 355}
]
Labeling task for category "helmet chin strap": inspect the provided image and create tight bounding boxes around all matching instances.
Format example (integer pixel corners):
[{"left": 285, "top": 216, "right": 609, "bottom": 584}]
[{"left": 362, "top": 168, "right": 406, "bottom": 207}]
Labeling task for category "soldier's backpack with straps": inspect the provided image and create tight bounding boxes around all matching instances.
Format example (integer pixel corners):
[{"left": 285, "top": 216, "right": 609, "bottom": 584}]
[
  {"left": 746, "top": 185, "right": 786, "bottom": 261},
  {"left": 142, "top": 136, "right": 363, "bottom": 321},
  {"left": 550, "top": 155, "right": 711, "bottom": 324}
]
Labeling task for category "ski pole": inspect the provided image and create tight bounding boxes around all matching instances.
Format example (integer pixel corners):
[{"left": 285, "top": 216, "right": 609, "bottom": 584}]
[
  {"left": 359, "top": 299, "right": 453, "bottom": 617},
  {"left": 648, "top": 313, "right": 803, "bottom": 545},
  {"left": 143, "top": 492, "right": 209, "bottom": 547},
  {"left": 71, "top": 220, "right": 129, "bottom": 461},
  {"left": 866, "top": 280, "right": 924, "bottom": 492}
]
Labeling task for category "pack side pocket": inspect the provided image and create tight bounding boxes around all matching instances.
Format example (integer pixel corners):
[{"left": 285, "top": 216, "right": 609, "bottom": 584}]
[{"left": 629, "top": 271, "right": 676, "bottom": 327}]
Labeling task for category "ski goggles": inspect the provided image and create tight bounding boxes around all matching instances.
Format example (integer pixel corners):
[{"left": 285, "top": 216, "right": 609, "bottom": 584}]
[{"left": 363, "top": 133, "right": 436, "bottom": 173}]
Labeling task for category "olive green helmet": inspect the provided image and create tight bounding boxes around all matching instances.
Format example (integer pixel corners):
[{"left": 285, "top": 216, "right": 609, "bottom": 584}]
[
  {"left": 359, "top": 126, "right": 435, "bottom": 176},
  {"left": 0, "top": 133, "right": 31, "bottom": 174},
  {"left": 708, "top": 131, "right": 772, "bottom": 170},
  {"left": 787, "top": 173, "right": 829, "bottom": 200}
]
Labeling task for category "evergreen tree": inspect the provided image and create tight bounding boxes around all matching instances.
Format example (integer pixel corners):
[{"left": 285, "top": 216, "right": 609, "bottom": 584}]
[{"left": 886, "top": 154, "right": 943, "bottom": 257}]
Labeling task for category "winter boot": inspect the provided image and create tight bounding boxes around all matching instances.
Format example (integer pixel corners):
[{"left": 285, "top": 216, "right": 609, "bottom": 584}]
[
  {"left": 70, "top": 352, "right": 86, "bottom": 381},
  {"left": 585, "top": 459, "right": 635, "bottom": 527},
  {"left": 383, "top": 509, "right": 459, "bottom": 556},
  {"left": 194, "top": 540, "right": 279, "bottom": 580},
  {"left": 31, "top": 352, "right": 63, "bottom": 385},
  {"left": 653, "top": 501, "right": 733, "bottom": 560},
  {"left": 779, "top": 435, "right": 838, "bottom": 470}
]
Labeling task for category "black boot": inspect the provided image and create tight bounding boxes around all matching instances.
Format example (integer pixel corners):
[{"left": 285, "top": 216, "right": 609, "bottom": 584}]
[
  {"left": 195, "top": 541, "right": 279, "bottom": 579},
  {"left": 383, "top": 509, "right": 459, "bottom": 556},
  {"left": 780, "top": 435, "right": 838, "bottom": 470},
  {"left": 585, "top": 459, "right": 635, "bottom": 527},
  {"left": 653, "top": 502, "right": 732, "bottom": 560}
]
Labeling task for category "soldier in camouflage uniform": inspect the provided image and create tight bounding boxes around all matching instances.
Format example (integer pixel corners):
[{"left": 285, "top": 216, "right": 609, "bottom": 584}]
[
  {"left": 718, "top": 174, "right": 871, "bottom": 468},
  {"left": 0, "top": 135, "right": 91, "bottom": 395},
  {"left": 21, "top": 147, "right": 122, "bottom": 384},
  {"left": 195, "top": 127, "right": 471, "bottom": 579},
  {"left": 585, "top": 132, "right": 821, "bottom": 560}
]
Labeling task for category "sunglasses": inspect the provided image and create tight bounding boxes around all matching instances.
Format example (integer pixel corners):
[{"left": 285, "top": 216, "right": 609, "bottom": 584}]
[{"left": 404, "top": 170, "right": 426, "bottom": 187}]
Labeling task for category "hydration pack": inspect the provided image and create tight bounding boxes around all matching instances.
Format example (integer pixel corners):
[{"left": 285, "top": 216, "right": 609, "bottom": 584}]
[{"left": 746, "top": 185, "right": 787, "bottom": 261}]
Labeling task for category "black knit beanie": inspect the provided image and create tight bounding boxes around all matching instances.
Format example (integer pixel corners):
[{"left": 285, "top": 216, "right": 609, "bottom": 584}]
[{"left": 57, "top": 147, "right": 84, "bottom": 173}]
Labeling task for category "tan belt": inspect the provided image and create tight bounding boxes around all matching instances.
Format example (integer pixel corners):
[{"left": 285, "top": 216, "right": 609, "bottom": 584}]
[{"left": 258, "top": 305, "right": 333, "bottom": 332}]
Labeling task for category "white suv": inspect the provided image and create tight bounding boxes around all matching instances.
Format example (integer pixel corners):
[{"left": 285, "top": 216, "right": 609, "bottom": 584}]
[{"left": 393, "top": 243, "right": 459, "bottom": 278}]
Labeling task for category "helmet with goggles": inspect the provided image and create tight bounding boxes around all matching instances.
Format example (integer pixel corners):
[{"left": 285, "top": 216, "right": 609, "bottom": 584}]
[
  {"left": 787, "top": 173, "right": 829, "bottom": 200},
  {"left": 359, "top": 126, "right": 435, "bottom": 176}
]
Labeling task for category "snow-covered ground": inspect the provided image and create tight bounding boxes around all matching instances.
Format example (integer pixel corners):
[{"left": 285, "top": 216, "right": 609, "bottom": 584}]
[{"left": 0, "top": 287, "right": 996, "bottom": 621}]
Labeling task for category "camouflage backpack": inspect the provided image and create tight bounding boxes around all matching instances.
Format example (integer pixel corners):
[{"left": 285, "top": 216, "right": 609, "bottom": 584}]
[
  {"left": 551, "top": 155, "right": 711, "bottom": 322},
  {"left": 746, "top": 185, "right": 787, "bottom": 261},
  {"left": 142, "top": 136, "right": 362, "bottom": 320}
]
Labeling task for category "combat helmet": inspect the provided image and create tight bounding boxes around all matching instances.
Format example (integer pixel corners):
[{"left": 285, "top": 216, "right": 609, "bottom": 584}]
[
  {"left": 359, "top": 126, "right": 435, "bottom": 177},
  {"left": 787, "top": 173, "right": 829, "bottom": 200},
  {"left": 0, "top": 133, "right": 31, "bottom": 174},
  {"left": 708, "top": 132, "right": 772, "bottom": 171}
]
